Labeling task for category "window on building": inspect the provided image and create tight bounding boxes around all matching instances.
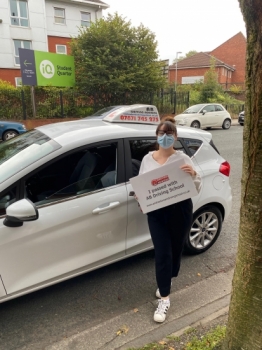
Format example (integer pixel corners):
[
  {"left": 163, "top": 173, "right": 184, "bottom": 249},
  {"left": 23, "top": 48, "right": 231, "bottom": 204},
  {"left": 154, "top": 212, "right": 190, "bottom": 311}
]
[
  {"left": 56, "top": 45, "right": 67, "bottom": 54},
  {"left": 15, "top": 77, "right": 22, "bottom": 87},
  {"left": 13, "top": 39, "right": 31, "bottom": 65},
  {"left": 10, "top": 0, "right": 29, "bottom": 27},
  {"left": 54, "top": 7, "right": 65, "bottom": 24},
  {"left": 81, "top": 12, "right": 91, "bottom": 27}
]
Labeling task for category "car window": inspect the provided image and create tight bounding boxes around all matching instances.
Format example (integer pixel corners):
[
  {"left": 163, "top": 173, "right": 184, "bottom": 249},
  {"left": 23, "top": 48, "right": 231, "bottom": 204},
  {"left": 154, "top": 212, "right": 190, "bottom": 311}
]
[
  {"left": 0, "top": 186, "right": 17, "bottom": 216},
  {"left": 0, "top": 130, "right": 61, "bottom": 184},
  {"left": 203, "top": 105, "right": 215, "bottom": 112},
  {"left": 183, "top": 138, "right": 203, "bottom": 156},
  {"left": 128, "top": 138, "right": 187, "bottom": 176},
  {"left": 183, "top": 104, "right": 205, "bottom": 114},
  {"left": 215, "top": 105, "right": 224, "bottom": 111},
  {"left": 25, "top": 143, "right": 118, "bottom": 206}
]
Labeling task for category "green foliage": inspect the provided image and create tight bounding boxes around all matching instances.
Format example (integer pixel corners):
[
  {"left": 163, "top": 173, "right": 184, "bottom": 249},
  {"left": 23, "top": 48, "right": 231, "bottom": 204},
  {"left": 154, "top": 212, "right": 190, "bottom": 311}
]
[
  {"left": 229, "top": 84, "right": 242, "bottom": 94},
  {"left": 0, "top": 79, "right": 23, "bottom": 119},
  {"left": 184, "top": 326, "right": 226, "bottom": 350},
  {"left": 70, "top": 13, "right": 166, "bottom": 101}
]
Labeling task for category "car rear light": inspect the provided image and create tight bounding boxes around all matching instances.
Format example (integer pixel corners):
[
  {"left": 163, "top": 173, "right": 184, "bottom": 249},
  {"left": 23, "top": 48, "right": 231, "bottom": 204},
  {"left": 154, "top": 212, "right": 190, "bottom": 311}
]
[{"left": 219, "top": 161, "right": 230, "bottom": 176}]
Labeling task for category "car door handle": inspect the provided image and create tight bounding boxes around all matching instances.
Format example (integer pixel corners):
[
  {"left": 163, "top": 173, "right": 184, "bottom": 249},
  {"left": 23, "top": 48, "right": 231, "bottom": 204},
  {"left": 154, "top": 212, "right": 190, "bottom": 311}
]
[{"left": 92, "top": 201, "right": 120, "bottom": 214}]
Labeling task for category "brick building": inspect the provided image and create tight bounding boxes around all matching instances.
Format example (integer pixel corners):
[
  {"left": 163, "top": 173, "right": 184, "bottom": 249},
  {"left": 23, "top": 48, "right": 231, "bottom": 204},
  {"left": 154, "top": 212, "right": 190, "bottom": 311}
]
[
  {"left": 0, "top": 0, "right": 109, "bottom": 86},
  {"left": 169, "top": 32, "right": 246, "bottom": 89}
]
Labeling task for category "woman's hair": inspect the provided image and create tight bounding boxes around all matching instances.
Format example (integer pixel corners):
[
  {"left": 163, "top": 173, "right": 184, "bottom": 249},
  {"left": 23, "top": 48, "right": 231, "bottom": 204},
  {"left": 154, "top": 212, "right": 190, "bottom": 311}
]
[{"left": 156, "top": 116, "right": 177, "bottom": 137}]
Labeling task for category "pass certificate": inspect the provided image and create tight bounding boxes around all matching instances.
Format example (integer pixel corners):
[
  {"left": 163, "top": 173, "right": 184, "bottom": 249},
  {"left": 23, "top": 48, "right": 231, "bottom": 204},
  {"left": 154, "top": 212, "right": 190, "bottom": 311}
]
[{"left": 130, "top": 158, "right": 198, "bottom": 213}]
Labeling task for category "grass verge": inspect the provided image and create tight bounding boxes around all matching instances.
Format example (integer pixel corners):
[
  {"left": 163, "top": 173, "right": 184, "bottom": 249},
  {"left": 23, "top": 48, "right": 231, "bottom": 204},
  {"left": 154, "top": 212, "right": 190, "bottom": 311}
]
[{"left": 127, "top": 320, "right": 226, "bottom": 350}]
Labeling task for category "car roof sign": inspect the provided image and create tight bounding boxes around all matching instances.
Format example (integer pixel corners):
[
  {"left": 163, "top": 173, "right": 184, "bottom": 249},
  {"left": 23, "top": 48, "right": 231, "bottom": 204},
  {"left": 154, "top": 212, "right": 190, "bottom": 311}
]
[{"left": 103, "top": 104, "right": 160, "bottom": 125}]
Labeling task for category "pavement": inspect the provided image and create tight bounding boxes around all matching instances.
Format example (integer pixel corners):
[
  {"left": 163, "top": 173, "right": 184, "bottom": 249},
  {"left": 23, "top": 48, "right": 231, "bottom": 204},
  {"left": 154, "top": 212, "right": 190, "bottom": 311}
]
[{"left": 45, "top": 269, "right": 234, "bottom": 350}]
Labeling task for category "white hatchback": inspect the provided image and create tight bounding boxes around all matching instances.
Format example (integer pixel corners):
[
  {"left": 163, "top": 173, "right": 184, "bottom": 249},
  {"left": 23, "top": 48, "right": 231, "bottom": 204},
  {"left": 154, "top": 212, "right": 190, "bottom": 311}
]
[
  {"left": 0, "top": 105, "right": 232, "bottom": 303},
  {"left": 175, "top": 103, "right": 232, "bottom": 130}
]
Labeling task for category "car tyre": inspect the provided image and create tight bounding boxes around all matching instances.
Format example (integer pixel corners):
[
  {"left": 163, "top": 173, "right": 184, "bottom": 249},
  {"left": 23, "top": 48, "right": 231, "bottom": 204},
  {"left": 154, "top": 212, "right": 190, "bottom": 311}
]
[
  {"left": 3, "top": 130, "right": 18, "bottom": 141},
  {"left": 184, "top": 205, "right": 223, "bottom": 255},
  {"left": 222, "top": 119, "right": 231, "bottom": 130},
  {"left": 190, "top": 120, "right": 200, "bottom": 128}
]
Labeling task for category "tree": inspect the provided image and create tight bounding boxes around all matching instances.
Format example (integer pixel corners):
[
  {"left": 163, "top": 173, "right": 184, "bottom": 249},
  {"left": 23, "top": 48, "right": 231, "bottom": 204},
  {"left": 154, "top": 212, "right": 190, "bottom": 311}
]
[
  {"left": 198, "top": 57, "right": 223, "bottom": 102},
  {"left": 223, "top": 1, "right": 262, "bottom": 349},
  {"left": 70, "top": 13, "right": 165, "bottom": 100}
]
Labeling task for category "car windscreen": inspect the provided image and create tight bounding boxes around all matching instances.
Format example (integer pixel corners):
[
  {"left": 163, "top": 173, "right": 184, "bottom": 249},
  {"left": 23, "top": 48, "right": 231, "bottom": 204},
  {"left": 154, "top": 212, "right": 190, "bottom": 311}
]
[
  {"left": 89, "top": 106, "right": 122, "bottom": 117},
  {"left": 183, "top": 104, "right": 205, "bottom": 114},
  {"left": 0, "top": 129, "right": 61, "bottom": 184}
]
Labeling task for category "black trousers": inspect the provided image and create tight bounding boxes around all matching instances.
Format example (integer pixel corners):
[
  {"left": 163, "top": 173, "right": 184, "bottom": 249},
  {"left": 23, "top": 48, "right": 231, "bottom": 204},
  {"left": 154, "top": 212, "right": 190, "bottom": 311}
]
[{"left": 147, "top": 199, "right": 193, "bottom": 298}]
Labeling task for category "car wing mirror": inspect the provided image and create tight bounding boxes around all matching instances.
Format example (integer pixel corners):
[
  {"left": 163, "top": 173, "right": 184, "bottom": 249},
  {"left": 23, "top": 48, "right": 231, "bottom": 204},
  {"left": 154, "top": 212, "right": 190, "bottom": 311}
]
[
  {"left": 3, "top": 199, "right": 39, "bottom": 227},
  {"left": 202, "top": 110, "right": 207, "bottom": 115}
]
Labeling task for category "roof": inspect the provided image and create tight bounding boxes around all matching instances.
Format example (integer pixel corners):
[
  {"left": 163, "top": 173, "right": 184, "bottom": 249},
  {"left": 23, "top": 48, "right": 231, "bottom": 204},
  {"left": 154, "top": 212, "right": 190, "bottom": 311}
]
[
  {"left": 85, "top": 0, "right": 109, "bottom": 6},
  {"left": 36, "top": 119, "right": 211, "bottom": 148},
  {"left": 169, "top": 52, "right": 235, "bottom": 71},
  {"left": 55, "top": 0, "right": 109, "bottom": 9}
]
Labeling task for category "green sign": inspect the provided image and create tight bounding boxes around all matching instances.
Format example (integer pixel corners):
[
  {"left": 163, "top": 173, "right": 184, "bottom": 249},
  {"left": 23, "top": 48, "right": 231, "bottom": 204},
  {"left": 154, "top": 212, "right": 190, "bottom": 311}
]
[{"left": 34, "top": 51, "right": 75, "bottom": 87}]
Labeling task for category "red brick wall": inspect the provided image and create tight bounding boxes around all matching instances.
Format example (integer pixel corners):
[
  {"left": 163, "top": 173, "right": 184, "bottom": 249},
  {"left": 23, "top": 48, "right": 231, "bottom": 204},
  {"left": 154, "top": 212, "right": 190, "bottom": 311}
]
[
  {"left": 210, "top": 32, "right": 246, "bottom": 84},
  {"left": 0, "top": 68, "right": 21, "bottom": 86},
  {"left": 169, "top": 67, "right": 230, "bottom": 84},
  {"left": 169, "top": 66, "right": 234, "bottom": 86},
  {"left": 48, "top": 36, "right": 72, "bottom": 55}
]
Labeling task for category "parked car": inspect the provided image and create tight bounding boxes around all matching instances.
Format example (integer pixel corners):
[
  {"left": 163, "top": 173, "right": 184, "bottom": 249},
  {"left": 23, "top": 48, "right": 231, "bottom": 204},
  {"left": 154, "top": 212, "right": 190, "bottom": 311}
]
[
  {"left": 238, "top": 110, "right": 245, "bottom": 126},
  {"left": 175, "top": 103, "right": 232, "bottom": 130},
  {"left": 0, "top": 104, "right": 232, "bottom": 303},
  {"left": 0, "top": 121, "right": 27, "bottom": 141}
]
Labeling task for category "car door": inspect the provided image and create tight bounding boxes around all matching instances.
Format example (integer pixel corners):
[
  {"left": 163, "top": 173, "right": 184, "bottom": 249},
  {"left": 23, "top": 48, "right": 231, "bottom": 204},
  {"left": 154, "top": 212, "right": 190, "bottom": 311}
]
[
  {"left": 212, "top": 104, "right": 227, "bottom": 126},
  {"left": 0, "top": 140, "right": 128, "bottom": 296},
  {"left": 124, "top": 138, "right": 155, "bottom": 255},
  {"left": 200, "top": 105, "right": 216, "bottom": 127}
]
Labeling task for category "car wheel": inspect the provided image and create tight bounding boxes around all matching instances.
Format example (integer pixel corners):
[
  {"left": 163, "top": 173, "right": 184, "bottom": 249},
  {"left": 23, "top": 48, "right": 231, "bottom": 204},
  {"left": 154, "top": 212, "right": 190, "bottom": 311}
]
[
  {"left": 3, "top": 130, "right": 18, "bottom": 141},
  {"left": 222, "top": 119, "right": 231, "bottom": 129},
  {"left": 190, "top": 120, "right": 200, "bottom": 128},
  {"left": 184, "top": 205, "right": 223, "bottom": 255}
]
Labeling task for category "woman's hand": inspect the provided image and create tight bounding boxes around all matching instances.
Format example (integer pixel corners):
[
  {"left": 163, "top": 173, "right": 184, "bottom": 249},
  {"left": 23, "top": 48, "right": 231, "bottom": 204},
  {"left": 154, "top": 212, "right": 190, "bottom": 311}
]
[{"left": 180, "top": 164, "right": 197, "bottom": 177}]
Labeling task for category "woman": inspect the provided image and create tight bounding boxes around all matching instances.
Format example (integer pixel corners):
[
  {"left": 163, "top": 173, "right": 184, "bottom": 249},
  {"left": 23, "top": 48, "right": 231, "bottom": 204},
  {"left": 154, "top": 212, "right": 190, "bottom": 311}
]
[{"left": 138, "top": 117, "right": 202, "bottom": 323}]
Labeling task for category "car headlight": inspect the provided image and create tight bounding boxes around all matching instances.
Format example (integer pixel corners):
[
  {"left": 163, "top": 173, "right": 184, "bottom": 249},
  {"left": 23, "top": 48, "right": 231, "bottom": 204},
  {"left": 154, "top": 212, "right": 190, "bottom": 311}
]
[{"left": 22, "top": 124, "right": 27, "bottom": 129}]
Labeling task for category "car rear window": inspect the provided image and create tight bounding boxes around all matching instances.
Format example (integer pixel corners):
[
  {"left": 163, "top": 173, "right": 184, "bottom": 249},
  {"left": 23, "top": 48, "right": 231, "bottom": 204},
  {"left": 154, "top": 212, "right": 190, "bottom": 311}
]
[
  {"left": 182, "top": 138, "right": 203, "bottom": 156},
  {"left": 209, "top": 139, "right": 220, "bottom": 154}
]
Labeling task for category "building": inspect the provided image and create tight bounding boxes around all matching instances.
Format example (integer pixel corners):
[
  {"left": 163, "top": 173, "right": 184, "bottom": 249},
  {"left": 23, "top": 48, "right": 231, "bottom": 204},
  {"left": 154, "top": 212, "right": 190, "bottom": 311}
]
[
  {"left": 169, "top": 32, "right": 246, "bottom": 89},
  {"left": 0, "top": 0, "right": 109, "bottom": 86}
]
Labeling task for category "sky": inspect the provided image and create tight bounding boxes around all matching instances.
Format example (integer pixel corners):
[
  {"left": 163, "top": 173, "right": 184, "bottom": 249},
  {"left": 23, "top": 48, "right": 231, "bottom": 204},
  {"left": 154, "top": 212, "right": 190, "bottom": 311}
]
[{"left": 103, "top": 0, "right": 246, "bottom": 64}]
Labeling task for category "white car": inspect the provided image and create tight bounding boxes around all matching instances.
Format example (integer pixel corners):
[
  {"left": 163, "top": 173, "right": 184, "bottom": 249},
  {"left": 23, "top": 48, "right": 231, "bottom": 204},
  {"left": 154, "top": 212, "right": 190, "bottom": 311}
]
[
  {"left": 175, "top": 103, "right": 232, "bottom": 130},
  {"left": 0, "top": 105, "right": 232, "bottom": 303}
]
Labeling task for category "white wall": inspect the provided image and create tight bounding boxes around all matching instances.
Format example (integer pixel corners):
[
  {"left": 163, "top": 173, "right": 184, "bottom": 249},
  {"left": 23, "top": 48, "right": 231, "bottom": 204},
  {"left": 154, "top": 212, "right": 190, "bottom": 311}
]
[
  {"left": 0, "top": 0, "right": 105, "bottom": 71},
  {"left": 0, "top": 0, "right": 47, "bottom": 69},
  {"left": 45, "top": 0, "right": 103, "bottom": 38}
]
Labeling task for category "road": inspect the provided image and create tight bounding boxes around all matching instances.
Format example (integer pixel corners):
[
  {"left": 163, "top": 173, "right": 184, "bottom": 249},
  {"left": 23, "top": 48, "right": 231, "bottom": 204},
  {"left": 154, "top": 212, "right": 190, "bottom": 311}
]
[{"left": 0, "top": 126, "right": 243, "bottom": 350}]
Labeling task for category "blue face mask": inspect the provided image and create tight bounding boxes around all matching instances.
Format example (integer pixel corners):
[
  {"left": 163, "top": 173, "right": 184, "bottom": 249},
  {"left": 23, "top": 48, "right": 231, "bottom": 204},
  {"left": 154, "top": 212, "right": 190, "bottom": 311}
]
[{"left": 157, "top": 134, "right": 175, "bottom": 149}]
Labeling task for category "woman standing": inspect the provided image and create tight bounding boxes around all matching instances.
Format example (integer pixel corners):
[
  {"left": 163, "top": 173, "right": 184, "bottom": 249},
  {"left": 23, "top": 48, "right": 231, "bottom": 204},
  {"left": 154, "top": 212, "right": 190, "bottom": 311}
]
[{"left": 138, "top": 117, "right": 202, "bottom": 323}]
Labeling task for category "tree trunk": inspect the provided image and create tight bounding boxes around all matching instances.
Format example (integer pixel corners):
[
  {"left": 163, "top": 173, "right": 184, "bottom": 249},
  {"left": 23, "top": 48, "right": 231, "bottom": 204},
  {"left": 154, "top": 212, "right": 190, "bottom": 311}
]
[{"left": 223, "top": 1, "right": 262, "bottom": 349}]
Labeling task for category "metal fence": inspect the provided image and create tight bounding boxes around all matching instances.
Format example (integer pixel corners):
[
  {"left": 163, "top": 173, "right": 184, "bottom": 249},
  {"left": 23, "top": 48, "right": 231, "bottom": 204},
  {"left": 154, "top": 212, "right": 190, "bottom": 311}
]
[
  {"left": 0, "top": 89, "right": 191, "bottom": 120},
  {"left": 0, "top": 88, "right": 244, "bottom": 120}
]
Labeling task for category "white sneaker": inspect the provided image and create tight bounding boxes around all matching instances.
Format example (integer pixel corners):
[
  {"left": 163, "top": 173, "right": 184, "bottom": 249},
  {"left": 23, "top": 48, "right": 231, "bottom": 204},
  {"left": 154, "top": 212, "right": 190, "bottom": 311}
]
[
  {"left": 156, "top": 283, "right": 172, "bottom": 298},
  {"left": 154, "top": 299, "right": 170, "bottom": 323}
]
